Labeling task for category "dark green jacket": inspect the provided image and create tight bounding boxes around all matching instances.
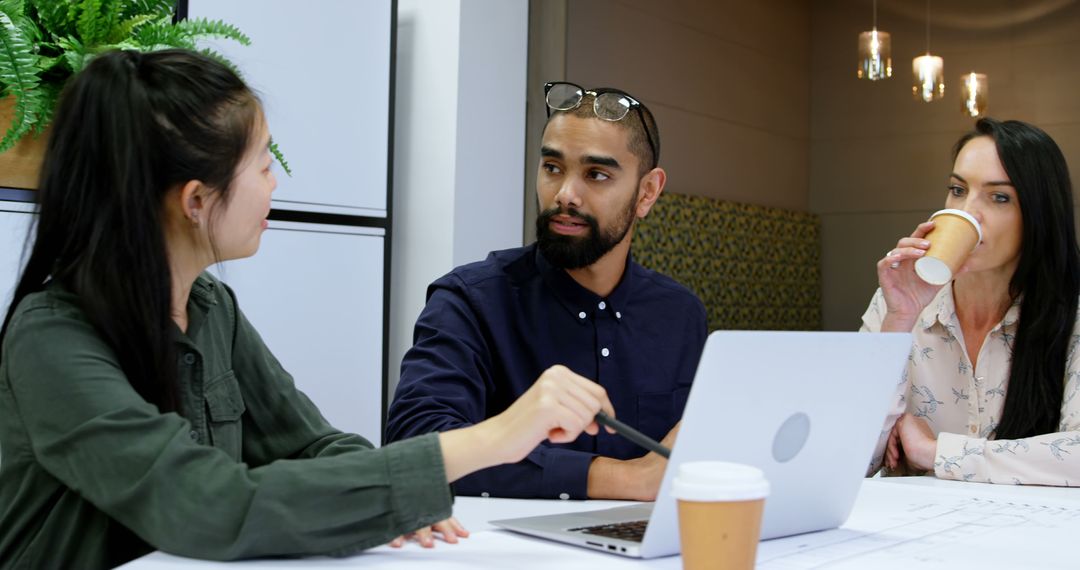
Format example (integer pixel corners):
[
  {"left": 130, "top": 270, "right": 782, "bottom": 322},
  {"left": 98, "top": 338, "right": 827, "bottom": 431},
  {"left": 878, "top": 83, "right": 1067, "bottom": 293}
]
[{"left": 0, "top": 274, "right": 452, "bottom": 569}]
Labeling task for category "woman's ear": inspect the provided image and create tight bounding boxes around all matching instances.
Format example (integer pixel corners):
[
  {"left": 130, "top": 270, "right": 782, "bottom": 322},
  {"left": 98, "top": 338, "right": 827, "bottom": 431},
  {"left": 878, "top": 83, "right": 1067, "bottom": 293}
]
[
  {"left": 178, "top": 180, "right": 209, "bottom": 227},
  {"left": 635, "top": 167, "right": 667, "bottom": 219}
]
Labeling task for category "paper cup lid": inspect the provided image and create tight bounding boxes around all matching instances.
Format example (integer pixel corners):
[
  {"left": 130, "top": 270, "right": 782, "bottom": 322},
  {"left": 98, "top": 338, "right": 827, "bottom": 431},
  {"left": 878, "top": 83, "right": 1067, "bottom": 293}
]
[
  {"left": 914, "top": 257, "right": 952, "bottom": 285},
  {"left": 929, "top": 208, "right": 983, "bottom": 243},
  {"left": 671, "top": 461, "right": 770, "bottom": 502}
]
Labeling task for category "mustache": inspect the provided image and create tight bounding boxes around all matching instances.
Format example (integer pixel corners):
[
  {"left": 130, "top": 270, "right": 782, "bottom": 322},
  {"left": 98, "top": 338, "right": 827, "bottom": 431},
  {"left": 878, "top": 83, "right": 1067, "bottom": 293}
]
[{"left": 538, "top": 206, "right": 596, "bottom": 225}]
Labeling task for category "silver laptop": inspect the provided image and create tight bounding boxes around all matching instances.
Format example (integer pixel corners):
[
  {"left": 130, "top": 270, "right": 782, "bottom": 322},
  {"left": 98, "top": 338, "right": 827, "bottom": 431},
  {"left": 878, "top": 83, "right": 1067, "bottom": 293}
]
[{"left": 491, "top": 330, "right": 912, "bottom": 558}]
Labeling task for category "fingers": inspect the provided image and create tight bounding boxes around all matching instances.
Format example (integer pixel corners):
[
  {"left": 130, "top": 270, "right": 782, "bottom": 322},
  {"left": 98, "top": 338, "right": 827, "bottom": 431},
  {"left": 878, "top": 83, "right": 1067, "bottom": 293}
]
[
  {"left": 415, "top": 527, "right": 434, "bottom": 548},
  {"left": 885, "top": 427, "right": 900, "bottom": 470},
  {"left": 390, "top": 518, "right": 470, "bottom": 549},
  {"left": 430, "top": 518, "right": 469, "bottom": 544},
  {"left": 541, "top": 366, "right": 613, "bottom": 442},
  {"left": 910, "top": 220, "right": 935, "bottom": 239},
  {"left": 883, "top": 240, "right": 931, "bottom": 267},
  {"left": 557, "top": 365, "right": 615, "bottom": 418},
  {"left": 881, "top": 222, "right": 934, "bottom": 270},
  {"left": 443, "top": 517, "right": 470, "bottom": 539}
]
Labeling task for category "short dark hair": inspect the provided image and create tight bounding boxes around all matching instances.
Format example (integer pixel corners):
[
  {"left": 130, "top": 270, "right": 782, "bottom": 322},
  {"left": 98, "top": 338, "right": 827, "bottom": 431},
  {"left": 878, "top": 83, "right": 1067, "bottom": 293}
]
[
  {"left": 953, "top": 118, "right": 1080, "bottom": 439},
  {"left": 0, "top": 49, "right": 261, "bottom": 413},
  {"left": 544, "top": 91, "right": 660, "bottom": 177}
]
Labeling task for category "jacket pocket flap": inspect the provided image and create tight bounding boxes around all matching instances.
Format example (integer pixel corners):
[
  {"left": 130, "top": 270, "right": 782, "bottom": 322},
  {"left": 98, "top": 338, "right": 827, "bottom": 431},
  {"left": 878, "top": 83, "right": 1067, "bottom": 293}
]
[{"left": 205, "top": 370, "right": 246, "bottom": 422}]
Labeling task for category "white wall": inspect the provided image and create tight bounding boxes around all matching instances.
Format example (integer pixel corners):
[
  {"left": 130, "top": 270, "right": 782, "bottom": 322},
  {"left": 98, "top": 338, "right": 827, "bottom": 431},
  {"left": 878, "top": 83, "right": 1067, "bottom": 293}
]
[
  {"left": 0, "top": 203, "right": 34, "bottom": 317},
  {"left": 389, "top": 0, "right": 528, "bottom": 399},
  {"left": 453, "top": 0, "right": 527, "bottom": 266},
  {"left": 192, "top": 0, "right": 393, "bottom": 216}
]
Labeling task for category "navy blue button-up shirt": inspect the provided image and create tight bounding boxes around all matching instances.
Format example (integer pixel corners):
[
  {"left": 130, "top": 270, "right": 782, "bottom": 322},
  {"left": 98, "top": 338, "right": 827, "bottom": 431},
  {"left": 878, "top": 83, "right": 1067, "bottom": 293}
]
[{"left": 386, "top": 244, "right": 707, "bottom": 499}]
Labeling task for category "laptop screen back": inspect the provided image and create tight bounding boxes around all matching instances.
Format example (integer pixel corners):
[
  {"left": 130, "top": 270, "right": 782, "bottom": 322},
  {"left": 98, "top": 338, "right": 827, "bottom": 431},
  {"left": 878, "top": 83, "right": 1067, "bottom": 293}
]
[{"left": 640, "top": 330, "right": 911, "bottom": 558}]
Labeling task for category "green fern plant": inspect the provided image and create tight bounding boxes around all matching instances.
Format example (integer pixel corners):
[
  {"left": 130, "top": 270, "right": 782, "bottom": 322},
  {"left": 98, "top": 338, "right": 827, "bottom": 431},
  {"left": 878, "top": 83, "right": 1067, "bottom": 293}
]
[{"left": 0, "top": 0, "right": 291, "bottom": 175}]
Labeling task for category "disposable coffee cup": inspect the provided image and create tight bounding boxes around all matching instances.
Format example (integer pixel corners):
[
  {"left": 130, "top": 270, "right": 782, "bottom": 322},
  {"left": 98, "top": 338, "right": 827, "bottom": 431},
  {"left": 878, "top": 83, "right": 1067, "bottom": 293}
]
[
  {"left": 672, "top": 461, "right": 770, "bottom": 570},
  {"left": 914, "top": 209, "right": 982, "bottom": 285}
]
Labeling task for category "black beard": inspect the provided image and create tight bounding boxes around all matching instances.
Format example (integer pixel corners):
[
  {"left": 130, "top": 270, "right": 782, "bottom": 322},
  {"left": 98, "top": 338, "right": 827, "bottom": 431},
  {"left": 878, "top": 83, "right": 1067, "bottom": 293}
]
[{"left": 535, "top": 204, "right": 635, "bottom": 270}]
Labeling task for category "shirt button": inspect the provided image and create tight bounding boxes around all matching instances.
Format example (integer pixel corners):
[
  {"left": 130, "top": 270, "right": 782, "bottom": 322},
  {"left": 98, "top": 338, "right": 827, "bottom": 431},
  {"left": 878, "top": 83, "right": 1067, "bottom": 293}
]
[
  {"left": 481, "top": 492, "right": 490, "bottom": 498},
  {"left": 615, "top": 311, "right": 622, "bottom": 319},
  {"left": 578, "top": 311, "right": 587, "bottom": 320},
  {"left": 559, "top": 493, "right": 570, "bottom": 500},
  {"left": 598, "top": 301, "right": 607, "bottom": 310},
  {"left": 189, "top": 430, "right": 198, "bottom": 441},
  {"left": 970, "top": 426, "right": 978, "bottom": 434},
  {"left": 601, "top": 347, "right": 610, "bottom": 357},
  {"left": 183, "top": 353, "right": 196, "bottom": 365}
]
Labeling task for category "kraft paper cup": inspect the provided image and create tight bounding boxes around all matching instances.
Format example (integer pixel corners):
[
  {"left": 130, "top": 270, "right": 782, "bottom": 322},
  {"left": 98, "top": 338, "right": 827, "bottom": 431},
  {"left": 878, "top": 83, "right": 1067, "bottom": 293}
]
[
  {"left": 672, "top": 462, "right": 770, "bottom": 570},
  {"left": 914, "top": 209, "right": 982, "bottom": 285}
]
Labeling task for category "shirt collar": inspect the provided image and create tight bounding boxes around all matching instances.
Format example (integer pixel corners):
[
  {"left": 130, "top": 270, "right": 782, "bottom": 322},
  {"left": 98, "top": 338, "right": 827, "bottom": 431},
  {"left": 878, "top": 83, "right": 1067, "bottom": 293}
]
[
  {"left": 1001, "top": 295, "right": 1022, "bottom": 328},
  {"left": 534, "top": 244, "right": 636, "bottom": 319},
  {"left": 183, "top": 273, "right": 220, "bottom": 340},
  {"left": 924, "top": 284, "right": 1022, "bottom": 332}
]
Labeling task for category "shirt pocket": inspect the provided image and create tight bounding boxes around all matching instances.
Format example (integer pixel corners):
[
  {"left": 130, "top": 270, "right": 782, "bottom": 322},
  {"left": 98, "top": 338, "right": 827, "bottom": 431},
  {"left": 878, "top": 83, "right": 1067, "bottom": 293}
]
[
  {"left": 635, "top": 386, "right": 691, "bottom": 443},
  {"left": 205, "top": 370, "right": 246, "bottom": 459}
]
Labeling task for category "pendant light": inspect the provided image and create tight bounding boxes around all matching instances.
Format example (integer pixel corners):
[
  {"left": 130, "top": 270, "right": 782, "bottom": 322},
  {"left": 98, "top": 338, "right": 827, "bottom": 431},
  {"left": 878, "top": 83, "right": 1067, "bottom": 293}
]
[
  {"left": 960, "top": 72, "right": 989, "bottom": 117},
  {"left": 857, "top": 0, "right": 892, "bottom": 80},
  {"left": 912, "top": 0, "right": 944, "bottom": 102}
]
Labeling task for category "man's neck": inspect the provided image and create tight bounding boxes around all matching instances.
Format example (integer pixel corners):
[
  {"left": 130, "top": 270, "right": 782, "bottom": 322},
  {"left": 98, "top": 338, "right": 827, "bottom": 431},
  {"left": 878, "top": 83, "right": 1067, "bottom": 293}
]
[{"left": 564, "top": 236, "right": 632, "bottom": 298}]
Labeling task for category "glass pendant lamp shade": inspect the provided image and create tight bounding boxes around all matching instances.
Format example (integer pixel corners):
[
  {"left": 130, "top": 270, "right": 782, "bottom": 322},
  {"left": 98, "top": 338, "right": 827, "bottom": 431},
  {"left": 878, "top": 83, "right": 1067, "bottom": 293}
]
[
  {"left": 913, "top": 1, "right": 943, "bottom": 102},
  {"left": 960, "top": 72, "right": 988, "bottom": 117},
  {"left": 912, "top": 54, "right": 944, "bottom": 102},
  {"left": 857, "top": 29, "right": 892, "bottom": 80}
]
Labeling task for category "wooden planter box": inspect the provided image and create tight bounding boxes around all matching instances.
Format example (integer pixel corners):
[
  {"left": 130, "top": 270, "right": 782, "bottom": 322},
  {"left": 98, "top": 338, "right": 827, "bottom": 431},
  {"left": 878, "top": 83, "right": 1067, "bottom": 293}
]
[{"left": 0, "top": 97, "right": 48, "bottom": 191}]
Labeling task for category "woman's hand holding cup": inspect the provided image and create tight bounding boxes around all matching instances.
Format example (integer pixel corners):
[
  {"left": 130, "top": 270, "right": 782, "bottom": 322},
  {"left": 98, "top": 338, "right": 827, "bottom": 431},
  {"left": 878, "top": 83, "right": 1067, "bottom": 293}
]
[
  {"left": 878, "top": 209, "right": 982, "bottom": 333},
  {"left": 877, "top": 220, "right": 945, "bottom": 332}
]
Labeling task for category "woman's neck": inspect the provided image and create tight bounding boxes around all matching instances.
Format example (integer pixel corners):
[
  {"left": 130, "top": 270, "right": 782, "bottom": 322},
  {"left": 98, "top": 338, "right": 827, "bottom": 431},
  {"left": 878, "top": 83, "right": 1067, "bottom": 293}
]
[
  {"left": 165, "top": 230, "right": 211, "bottom": 334},
  {"left": 952, "top": 269, "right": 1014, "bottom": 331}
]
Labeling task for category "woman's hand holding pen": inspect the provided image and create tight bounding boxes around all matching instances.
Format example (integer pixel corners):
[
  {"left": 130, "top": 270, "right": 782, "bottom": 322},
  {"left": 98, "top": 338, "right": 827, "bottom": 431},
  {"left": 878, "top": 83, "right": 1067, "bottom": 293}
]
[
  {"left": 488, "top": 365, "right": 616, "bottom": 462},
  {"left": 403, "top": 368, "right": 612, "bottom": 549},
  {"left": 439, "top": 365, "right": 614, "bottom": 483}
]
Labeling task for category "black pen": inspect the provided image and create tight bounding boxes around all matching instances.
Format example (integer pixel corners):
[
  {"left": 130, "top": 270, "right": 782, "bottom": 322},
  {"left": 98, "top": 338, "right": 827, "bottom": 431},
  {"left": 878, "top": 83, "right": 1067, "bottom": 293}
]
[{"left": 595, "top": 411, "right": 671, "bottom": 459}]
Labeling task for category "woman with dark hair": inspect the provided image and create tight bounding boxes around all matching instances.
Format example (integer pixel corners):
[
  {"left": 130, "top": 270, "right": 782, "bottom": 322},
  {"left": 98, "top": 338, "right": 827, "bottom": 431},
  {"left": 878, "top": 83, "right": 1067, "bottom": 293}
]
[
  {"left": 861, "top": 117, "right": 1080, "bottom": 485},
  {"left": 0, "top": 49, "right": 615, "bottom": 569}
]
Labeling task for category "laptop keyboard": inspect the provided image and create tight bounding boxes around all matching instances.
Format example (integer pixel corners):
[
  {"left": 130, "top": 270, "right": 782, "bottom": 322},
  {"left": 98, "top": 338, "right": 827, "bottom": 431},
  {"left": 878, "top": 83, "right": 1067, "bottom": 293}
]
[{"left": 568, "top": 520, "right": 648, "bottom": 542}]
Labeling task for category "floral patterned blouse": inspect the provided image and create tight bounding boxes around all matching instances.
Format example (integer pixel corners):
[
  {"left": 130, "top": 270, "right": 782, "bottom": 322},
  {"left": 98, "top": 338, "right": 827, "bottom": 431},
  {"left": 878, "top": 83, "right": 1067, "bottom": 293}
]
[{"left": 861, "top": 286, "right": 1080, "bottom": 486}]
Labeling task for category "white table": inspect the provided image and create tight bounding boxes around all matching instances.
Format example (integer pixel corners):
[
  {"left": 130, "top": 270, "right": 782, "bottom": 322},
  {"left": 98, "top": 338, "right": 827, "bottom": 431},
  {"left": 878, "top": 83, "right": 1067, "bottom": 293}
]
[{"left": 122, "top": 477, "right": 1080, "bottom": 569}]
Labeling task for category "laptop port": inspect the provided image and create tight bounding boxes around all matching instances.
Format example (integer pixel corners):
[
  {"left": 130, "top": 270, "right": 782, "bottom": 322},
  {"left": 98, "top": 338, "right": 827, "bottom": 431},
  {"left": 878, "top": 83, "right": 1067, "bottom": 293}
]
[
  {"left": 585, "top": 541, "right": 602, "bottom": 548},
  {"left": 608, "top": 545, "right": 616, "bottom": 551}
]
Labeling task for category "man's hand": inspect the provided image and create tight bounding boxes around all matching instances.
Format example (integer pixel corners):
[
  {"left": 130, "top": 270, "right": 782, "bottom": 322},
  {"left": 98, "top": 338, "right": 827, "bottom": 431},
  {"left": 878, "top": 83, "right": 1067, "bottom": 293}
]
[
  {"left": 388, "top": 517, "right": 469, "bottom": 548},
  {"left": 587, "top": 421, "right": 680, "bottom": 501}
]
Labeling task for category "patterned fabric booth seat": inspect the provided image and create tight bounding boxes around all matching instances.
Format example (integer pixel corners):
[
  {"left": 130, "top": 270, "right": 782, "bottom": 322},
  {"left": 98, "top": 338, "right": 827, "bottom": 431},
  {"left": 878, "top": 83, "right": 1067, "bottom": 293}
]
[{"left": 633, "top": 192, "right": 821, "bottom": 331}]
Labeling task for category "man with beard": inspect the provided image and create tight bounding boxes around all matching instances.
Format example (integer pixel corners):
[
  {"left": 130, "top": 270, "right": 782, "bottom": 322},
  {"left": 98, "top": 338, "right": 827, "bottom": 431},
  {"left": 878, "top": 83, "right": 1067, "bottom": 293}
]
[{"left": 386, "top": 83, "right": 707, "bottom": 501}]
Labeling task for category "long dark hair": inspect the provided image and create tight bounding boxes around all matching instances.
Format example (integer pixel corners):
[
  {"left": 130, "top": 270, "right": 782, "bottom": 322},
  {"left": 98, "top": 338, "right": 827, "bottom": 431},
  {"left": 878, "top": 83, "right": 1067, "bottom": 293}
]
[
  {"left": 953, "top": 118, "right": 1080, "bottom": 439},
  {"left": 0, "top": 49, "right": 260, "bottom": 412}
]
